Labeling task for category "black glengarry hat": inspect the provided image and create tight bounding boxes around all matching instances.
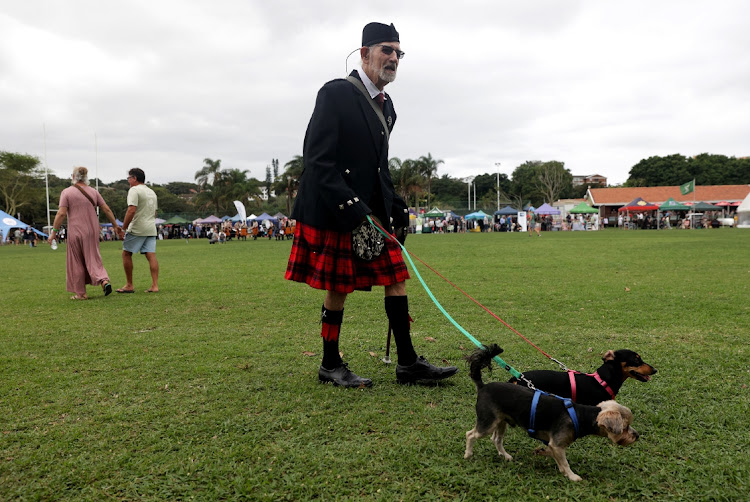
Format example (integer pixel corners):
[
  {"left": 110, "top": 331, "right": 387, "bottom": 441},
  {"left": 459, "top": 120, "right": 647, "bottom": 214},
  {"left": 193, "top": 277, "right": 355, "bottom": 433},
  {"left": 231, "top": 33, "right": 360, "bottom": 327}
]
[{"left": 362, "top": 22, "right": 399, "bottom": 47}]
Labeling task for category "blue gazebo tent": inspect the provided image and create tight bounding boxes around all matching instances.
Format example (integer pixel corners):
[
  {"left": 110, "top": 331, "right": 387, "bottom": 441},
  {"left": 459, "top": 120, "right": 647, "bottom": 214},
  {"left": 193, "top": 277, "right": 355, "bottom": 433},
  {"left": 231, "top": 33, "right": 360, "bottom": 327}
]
[
  {"left": 0, "top": 209, "right": 47, "bottom": 241},
  {"left": 465, "top": 210, "right": 489, "bottom": 220},
  {"left": 252, "top": 212, "right": 279, "bottom": 223},
  {"left": 493, "top": 205, "right": 519, "bottom": 216}
]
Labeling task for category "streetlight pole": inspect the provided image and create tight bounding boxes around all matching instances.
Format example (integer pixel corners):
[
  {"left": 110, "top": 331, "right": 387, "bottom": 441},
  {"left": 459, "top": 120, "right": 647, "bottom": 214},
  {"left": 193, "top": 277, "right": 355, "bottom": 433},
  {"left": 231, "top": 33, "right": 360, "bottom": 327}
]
[{"left": 495, "top": 162, "right": 501, "bottom": 212}]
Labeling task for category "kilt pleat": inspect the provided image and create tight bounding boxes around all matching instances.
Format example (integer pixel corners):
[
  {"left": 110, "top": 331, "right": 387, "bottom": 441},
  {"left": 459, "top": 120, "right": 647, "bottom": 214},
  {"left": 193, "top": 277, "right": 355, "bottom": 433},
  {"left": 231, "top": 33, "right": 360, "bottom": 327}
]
[{"left": 285, "top": 222, "right": 409, "bottom": 293}]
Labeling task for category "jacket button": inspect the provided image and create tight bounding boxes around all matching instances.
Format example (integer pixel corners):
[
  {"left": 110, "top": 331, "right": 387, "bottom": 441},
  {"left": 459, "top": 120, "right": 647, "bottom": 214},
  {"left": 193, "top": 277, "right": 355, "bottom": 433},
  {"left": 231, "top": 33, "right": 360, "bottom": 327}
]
[
  {"left": 345, "top": 169, "right": 350, "bottom": 174},
  {"left": 347, "top": 200, "right": 353, "bottom": 206},
  {"left": 354, "top": 197, "right": 359, "bottom": 202},
  {"left": 339, "top": 204, "right": 345, "bottom": 210}
]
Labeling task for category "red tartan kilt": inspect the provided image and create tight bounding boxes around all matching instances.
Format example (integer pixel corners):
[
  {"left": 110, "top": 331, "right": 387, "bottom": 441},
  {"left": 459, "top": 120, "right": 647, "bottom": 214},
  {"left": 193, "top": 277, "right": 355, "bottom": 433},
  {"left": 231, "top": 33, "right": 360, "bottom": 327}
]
[{"left": 285, "top": 222, "right": 409, "bottom": 293}]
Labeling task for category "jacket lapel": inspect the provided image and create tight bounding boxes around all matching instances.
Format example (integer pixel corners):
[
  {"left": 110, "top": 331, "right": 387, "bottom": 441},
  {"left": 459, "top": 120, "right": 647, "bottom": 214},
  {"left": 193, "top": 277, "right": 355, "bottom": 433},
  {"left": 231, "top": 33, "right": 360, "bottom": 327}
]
[{"left": 348, "top": 72, "right": 386, "bottom": 153}]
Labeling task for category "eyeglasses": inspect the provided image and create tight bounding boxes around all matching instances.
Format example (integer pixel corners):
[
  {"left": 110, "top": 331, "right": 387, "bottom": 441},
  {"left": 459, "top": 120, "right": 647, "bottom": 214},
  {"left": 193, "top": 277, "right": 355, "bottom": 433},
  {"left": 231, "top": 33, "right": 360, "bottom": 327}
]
[{"left": 375, "top": 44, "right": 405, "bottom": 59}]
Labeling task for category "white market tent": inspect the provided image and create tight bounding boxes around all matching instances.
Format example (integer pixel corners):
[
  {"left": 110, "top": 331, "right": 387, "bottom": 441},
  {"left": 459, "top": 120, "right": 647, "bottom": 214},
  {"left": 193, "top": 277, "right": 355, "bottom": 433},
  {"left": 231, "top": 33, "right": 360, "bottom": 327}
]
[{"left": 736, "top": 191, "right": 750, "bottom": 228}]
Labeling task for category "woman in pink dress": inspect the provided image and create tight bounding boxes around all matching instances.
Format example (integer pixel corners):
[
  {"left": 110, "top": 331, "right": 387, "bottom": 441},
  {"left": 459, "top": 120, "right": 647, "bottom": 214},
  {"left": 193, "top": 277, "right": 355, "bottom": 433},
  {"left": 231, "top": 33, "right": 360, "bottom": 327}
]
[{"left": 48, "top": 167, "right": 125, "bottom": 299}]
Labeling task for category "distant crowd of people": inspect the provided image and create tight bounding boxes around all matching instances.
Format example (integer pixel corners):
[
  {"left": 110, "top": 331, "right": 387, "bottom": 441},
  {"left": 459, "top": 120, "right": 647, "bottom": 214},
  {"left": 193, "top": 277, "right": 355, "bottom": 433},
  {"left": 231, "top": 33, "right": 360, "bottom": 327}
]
[
  {"left": 615, "top": 211, "right": 737, "bottom": 230},
  {"left": 178, "top": 219, "right": 296, "bottom": 243},
  {"left": 3, "top": 227, "right": 43, "bottom": 246}
]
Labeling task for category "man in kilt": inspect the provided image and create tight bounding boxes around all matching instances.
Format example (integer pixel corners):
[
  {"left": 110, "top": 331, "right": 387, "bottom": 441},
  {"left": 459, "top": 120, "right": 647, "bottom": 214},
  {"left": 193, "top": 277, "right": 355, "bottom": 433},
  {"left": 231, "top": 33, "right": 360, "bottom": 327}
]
[{"left": 285, "top": 22, "right": 458, "bottom": 388}]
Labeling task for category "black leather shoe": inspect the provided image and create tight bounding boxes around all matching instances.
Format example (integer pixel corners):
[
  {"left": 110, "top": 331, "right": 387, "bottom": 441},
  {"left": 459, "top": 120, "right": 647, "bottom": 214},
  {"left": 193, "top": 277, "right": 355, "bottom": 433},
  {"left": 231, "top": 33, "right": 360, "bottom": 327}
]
[
  {"left": 319, "top": 363, "right": 373, "bottom": 388},
  {"left": 396, "top": 356, "right": 458, "bottom": 384}
]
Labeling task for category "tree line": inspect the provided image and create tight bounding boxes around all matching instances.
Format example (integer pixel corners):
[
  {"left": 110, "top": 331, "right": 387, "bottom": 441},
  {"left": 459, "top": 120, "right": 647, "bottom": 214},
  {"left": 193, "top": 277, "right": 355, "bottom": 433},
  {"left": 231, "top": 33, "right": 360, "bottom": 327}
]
[
  {"left": 625, "top": 153, "right": 750, "bottom": 187},
  {"left": 0, "top": 153, "right": 301, "bottom": 226},
  {"left": 2, "top": 150, "right": 748, "bottom": 227}
]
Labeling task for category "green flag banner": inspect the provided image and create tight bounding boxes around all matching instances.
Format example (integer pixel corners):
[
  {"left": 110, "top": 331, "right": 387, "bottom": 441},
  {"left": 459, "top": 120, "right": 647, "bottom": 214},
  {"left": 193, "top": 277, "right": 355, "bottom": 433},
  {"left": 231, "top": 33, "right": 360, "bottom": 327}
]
[{"left": 680, "top": 179, "right": 695, "bottom": 195}]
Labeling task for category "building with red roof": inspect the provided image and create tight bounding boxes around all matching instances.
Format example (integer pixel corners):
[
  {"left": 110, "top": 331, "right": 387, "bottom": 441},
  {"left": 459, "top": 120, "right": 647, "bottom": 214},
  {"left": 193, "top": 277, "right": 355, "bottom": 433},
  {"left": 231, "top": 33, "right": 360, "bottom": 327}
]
[{"left": 587, "top": 185, "right": 749, "bottom": 220}]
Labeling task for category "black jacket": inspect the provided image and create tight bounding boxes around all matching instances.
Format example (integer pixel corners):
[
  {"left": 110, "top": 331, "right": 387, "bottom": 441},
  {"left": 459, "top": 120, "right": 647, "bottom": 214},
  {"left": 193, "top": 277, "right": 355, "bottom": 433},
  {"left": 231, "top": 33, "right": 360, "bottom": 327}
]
[{"left": 291, "top": 70, "right": 409, "bottom": 233}]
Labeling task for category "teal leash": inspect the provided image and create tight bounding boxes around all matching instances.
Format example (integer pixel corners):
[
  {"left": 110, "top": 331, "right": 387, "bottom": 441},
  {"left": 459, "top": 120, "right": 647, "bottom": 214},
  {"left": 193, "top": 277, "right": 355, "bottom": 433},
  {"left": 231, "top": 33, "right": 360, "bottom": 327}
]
[{"left": 367, "top": 216, "right": 524, "bottom": 380}]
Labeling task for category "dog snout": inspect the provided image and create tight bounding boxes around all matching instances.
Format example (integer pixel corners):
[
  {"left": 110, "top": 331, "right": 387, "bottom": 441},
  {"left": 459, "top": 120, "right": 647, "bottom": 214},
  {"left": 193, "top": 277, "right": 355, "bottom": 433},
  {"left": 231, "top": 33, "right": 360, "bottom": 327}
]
[{"left": 615, "top": 428, "right": 639, "bottom": 445}]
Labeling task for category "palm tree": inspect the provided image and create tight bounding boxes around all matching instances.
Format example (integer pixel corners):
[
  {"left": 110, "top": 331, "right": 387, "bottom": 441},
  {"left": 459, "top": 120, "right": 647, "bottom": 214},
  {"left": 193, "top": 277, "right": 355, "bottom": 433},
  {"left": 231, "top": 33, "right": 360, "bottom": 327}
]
[
  {"left": 194, "top": 158, "right": 223, "bottom": 188},
  {"left": 274, "top": 155, "right": 305, "bottom": 215},
  {"left": 389, "top": 157, "right": 423, "bottom": 209},
  {"left": 224, "top": 168, "right": 262, "bottom": 210},
  {"left": 193, "top": 184, "right": 223, "bottom": 215},
  {"left": 417, "top": 153, "right": 443, "bottom": 208}
]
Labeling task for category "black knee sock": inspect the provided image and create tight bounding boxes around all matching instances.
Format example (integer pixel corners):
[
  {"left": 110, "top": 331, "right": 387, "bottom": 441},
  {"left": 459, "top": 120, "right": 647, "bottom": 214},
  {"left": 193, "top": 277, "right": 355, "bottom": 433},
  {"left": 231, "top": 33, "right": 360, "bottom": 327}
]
[
  {"left": 385, "top": 296, "right": 417, "bottom": 366},
  {"left": 321, "top": 305, "right": 344, "bottom": 369}
]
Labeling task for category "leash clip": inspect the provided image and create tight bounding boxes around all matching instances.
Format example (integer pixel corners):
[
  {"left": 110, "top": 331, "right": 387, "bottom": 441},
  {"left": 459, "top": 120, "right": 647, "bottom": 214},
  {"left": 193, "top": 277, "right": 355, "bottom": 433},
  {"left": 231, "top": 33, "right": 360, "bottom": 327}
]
[
  {"left": 550, "top": 357, "right": 569, "bottom": 372},
  {"left": 519, "top": 374, "right": 537, "bottom": 391}
]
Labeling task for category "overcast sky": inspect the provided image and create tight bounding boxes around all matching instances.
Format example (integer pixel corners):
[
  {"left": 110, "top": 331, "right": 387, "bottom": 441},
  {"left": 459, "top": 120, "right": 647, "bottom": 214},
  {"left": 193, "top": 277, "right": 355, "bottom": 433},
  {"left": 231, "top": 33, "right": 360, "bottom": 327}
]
[{"left": 2, "top": 1, "right": 749, "bottom": 187}]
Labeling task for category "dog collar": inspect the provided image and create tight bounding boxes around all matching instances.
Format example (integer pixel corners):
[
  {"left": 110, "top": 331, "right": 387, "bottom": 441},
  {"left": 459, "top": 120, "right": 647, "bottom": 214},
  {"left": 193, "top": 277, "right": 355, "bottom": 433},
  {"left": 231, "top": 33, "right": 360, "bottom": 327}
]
[{"left": 528, "top": 390, "right": 579, "bottom": 444}]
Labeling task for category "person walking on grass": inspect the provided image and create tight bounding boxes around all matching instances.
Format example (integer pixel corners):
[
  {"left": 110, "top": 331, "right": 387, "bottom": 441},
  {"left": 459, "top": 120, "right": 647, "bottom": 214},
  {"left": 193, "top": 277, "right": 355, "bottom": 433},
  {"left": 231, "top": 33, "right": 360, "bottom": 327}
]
[
  {"left": 117, "top": 168, "right": 159, "bottom": 294},
  {"left": 528, "top": 210, "right": 541, "bottom": 237},
  {"left": 285, "top": 21, "right": 458, "bottom": 388},
  {"left": 48, "top": 166, "right": 124, "bottom": 300}
]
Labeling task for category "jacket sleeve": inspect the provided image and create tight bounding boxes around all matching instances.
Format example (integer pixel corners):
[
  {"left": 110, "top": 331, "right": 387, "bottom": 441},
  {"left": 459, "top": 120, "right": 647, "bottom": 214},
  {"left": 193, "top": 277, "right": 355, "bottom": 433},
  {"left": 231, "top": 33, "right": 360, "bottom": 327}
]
[
  {"left": 390, "top": 194, "right": 409, "bottom": 230},
  {"left": 302, "top": 83, "right": 371, "bottom": 232}
]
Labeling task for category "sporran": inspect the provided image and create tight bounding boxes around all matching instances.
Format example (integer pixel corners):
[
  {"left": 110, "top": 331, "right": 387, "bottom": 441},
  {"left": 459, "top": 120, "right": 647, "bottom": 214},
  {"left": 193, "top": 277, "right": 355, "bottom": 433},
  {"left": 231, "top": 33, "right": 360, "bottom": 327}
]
[{"left": 351, "top": 218, "right": 385, "bottom": 261}]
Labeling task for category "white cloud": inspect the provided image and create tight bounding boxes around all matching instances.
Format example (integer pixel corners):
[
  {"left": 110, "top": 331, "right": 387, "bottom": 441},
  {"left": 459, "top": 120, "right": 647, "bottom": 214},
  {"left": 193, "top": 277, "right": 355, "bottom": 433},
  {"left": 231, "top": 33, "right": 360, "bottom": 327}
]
[{"left": 2, "top": 0, "right": 749, "bottom": 186}]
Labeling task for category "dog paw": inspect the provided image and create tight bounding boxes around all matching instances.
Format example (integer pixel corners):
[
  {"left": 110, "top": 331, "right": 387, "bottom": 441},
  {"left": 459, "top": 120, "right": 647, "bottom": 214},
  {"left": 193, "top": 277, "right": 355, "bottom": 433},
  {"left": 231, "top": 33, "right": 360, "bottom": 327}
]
[
  {"left": 500, "top": 453, "right": 513, "bottom": 461},
  {"left": 566, "top": 473, "right": 583, "bottom": 482}
]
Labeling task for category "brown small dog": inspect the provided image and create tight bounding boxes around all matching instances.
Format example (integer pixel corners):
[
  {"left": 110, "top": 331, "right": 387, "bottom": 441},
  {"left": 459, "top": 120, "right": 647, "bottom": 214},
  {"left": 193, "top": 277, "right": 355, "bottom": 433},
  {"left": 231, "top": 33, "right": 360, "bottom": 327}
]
[{"left": 465, "top": 344, "right": 639, "bottom": 481}]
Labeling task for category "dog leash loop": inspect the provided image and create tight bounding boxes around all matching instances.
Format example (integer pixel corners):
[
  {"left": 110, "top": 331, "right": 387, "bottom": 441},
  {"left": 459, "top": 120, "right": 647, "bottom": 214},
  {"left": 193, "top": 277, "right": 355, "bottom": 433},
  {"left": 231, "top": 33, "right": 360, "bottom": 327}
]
[{"left": 367, "top": 216, "right": 523, "bottom": 379}]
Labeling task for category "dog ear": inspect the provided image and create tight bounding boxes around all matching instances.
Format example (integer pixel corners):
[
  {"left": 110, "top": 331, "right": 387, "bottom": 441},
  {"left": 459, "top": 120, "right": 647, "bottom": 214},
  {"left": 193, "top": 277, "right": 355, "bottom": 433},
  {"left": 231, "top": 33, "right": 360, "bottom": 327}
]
[
  {"left": 598, "top": 409, "right": 624, "bottom": 435},
  {"left": 602, "top": 350, "right": 615, "bottom": 362}
]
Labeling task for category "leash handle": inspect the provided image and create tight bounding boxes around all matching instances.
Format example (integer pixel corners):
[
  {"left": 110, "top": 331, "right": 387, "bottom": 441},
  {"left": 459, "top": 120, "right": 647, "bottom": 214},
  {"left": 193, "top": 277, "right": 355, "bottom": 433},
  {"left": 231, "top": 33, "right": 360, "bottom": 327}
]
[{"left": 367, "top": 216, "right": 523, "bottom": 379}]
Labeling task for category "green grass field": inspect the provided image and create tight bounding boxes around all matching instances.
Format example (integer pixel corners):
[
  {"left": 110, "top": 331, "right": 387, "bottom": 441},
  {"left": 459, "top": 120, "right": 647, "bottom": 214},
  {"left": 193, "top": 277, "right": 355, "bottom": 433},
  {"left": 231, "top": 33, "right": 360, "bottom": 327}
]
[{"left": 2, "top": 229, "right": 748, "bottom": 501}]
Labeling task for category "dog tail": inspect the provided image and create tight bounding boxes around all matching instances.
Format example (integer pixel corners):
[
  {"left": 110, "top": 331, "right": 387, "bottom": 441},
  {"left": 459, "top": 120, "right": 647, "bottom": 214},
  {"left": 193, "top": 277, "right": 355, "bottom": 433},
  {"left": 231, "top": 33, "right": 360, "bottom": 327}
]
[{"left": 466, "top": 343, "right": 503, "bottom": 390}]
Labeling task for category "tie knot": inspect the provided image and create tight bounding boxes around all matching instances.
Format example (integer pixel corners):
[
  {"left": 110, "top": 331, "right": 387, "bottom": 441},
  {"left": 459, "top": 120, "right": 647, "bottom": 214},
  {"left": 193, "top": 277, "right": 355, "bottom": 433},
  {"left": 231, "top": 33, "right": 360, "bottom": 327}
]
[{"left": 375, "top": 93, "right": 384, "bottom": 110}]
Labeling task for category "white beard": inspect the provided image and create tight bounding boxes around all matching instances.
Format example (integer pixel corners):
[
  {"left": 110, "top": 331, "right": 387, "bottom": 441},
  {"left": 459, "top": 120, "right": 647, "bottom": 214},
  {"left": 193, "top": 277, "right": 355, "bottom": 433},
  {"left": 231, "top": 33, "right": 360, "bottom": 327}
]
[{"left": 379, "top": 65, "right": 397, "bottom": 83}]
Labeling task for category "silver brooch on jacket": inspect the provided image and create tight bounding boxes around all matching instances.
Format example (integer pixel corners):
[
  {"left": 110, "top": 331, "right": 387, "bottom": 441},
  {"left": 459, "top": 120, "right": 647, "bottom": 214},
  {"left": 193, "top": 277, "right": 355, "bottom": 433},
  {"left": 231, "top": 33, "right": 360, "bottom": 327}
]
[{"left": 387, "top": 116, "right": 392, "bottom": 127}]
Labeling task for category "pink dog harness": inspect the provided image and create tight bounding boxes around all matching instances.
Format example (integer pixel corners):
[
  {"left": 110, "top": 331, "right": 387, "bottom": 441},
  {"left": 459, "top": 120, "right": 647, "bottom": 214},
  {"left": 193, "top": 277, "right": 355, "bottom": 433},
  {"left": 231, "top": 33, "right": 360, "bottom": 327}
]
[{"left": 567, "top": 370, "right": 616, "bottom": 402}]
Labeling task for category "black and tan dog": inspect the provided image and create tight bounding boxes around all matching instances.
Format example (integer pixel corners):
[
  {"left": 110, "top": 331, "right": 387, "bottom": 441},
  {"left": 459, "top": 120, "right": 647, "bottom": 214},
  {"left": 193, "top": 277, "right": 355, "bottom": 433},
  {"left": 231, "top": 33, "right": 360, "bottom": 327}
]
[
  {"left": 464, "top": 344, "right": 639, "bottom": 481},
  {"left": 509, "top": 349, "right": 657, "bottom": 405}
]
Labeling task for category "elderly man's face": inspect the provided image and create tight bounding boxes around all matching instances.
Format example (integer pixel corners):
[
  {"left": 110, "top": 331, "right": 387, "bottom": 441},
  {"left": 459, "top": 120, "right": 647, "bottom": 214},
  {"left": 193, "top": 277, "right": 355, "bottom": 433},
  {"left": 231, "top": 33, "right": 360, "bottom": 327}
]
[{"left": 363, "top": 42, "right": 400, "bottom": 88}]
